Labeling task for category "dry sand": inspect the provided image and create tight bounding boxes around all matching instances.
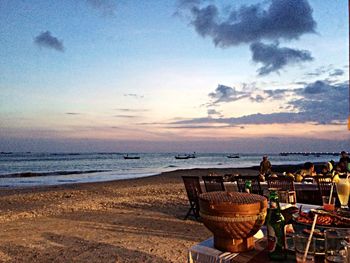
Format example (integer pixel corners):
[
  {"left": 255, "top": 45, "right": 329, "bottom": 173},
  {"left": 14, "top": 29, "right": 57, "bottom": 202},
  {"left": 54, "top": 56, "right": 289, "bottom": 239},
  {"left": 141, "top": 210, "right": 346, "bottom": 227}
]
[{"left": 0, "top": 167, "right": 260, "bottom": 263}]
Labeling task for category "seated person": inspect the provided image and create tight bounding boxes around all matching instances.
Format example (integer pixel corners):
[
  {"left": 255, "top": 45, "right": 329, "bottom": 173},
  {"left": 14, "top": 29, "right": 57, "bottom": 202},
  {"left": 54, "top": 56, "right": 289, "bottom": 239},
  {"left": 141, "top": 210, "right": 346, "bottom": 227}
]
[
  {"left": 295, "top": 162, "right": 316, "bottom": 182},
  {"left": 260, "top": 155, "right": 272, "bottom": 178},
  {"left": 320, "top": 162, "right": 333, "bottom": 176},
  {"left": 337, "top": 151, "right": 350, "bottom": 173},
  {"left": 301, "top": 162, "right": 316, "bottom": 177}
]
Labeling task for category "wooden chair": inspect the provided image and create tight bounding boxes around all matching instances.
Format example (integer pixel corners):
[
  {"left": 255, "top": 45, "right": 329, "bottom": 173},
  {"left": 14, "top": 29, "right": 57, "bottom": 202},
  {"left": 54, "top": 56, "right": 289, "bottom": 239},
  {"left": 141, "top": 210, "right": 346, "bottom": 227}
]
[
  {"left": 182, "top": 176, "right": 202, "bottom": 220},
  {"left": 267, "top": 176, "right": 296, "bottom": 204},
  {"left": 301, "top": 176, "right": 315, "bottom": 183},
  {"left": 235, "top": 175, "right": 263, "bottom": 195},
  {"left": 202, "top": 175, "right": 225, "bottom": 192}
]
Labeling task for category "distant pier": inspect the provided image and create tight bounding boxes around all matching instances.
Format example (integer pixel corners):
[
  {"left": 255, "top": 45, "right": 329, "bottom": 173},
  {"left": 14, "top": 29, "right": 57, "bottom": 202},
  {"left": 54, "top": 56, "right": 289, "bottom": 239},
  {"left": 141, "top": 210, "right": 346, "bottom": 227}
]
[{"left": 279, "top": 152, "right": 341, "bottom": 157}]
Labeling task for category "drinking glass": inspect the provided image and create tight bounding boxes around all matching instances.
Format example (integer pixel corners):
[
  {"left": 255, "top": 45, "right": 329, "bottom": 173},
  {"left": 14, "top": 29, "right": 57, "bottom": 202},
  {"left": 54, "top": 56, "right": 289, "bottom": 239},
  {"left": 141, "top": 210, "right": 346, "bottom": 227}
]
[
  {"left": 293, "top": 234, "right": 315, "bottom": 263},
  {"left": 322, "top": 196, "right": 336, "bottom": 211},
  {"left": 325, "top": 229, "right": 350, "bottom": 263},
  {"left": 336, "top": 178, "right": 350, "bottom": 209}
]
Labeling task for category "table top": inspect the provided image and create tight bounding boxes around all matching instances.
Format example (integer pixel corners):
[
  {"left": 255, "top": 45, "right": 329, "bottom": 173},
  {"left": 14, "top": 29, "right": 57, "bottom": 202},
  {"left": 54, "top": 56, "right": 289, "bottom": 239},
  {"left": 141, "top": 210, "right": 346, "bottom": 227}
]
[{"left": 188, "top": 203, "right": 319, "bottom": 263}]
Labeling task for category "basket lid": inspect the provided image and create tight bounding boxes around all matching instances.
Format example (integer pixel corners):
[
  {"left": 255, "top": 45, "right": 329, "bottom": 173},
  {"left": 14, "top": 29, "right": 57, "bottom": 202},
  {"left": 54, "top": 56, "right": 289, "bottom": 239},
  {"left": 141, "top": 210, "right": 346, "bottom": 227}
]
[{"left": 199, "top": 191, "right": 265, "bottom": 205}]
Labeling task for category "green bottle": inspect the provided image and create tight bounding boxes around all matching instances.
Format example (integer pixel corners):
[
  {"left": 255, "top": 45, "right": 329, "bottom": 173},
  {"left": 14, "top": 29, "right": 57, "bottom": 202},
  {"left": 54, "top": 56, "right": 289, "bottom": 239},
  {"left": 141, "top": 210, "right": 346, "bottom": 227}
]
[
  {"left": 244, "top": 180, "right": 252, "bottom": 193},
  {"left": 266, "top": 189, "right": 286, "bottom": 260}
]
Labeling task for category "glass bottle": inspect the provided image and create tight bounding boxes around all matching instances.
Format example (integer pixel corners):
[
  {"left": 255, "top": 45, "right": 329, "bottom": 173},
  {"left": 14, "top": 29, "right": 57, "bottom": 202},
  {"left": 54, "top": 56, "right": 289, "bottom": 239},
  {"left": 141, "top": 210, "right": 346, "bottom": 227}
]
[
  {"left": 266, "top": 189, "right": 286, "bottom": 260},
  {"left": 244, "top": 180, "right": 252, "bottom": 193}
]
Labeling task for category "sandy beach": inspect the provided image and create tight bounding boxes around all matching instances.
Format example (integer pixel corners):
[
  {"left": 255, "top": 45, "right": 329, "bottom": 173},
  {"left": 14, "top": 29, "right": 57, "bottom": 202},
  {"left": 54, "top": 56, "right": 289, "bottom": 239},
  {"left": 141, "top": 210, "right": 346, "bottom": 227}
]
[{"left": 0, "top": 167, "right": 264, "bottom": 263}]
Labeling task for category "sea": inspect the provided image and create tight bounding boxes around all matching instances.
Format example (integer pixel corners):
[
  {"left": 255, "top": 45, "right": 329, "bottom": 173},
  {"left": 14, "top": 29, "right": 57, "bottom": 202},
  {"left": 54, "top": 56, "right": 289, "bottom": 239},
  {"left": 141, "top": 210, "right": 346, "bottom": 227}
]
[{"left": 0, "top": 152, "right": 340, "bottom": 188}]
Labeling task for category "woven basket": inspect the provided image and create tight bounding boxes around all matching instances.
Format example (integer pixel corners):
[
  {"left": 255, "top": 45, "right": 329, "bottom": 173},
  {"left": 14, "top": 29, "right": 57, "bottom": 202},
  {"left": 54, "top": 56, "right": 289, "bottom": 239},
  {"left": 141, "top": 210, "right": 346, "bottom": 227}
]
[{"left": 199, "top": 191, "right": 267, "bottom": 252}]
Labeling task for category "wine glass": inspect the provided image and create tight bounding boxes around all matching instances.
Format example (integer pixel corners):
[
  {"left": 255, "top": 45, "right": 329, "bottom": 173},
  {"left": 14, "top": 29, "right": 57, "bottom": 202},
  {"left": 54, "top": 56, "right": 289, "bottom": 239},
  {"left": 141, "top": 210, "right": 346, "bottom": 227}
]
[{"left": 336, "top": 177, "right": 350, "bottom": 210}]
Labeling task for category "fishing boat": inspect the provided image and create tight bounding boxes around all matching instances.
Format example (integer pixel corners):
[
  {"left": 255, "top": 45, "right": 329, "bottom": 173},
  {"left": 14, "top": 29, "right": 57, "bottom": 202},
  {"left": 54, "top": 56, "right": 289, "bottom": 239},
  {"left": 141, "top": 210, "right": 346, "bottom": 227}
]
[
  {"left": 123, "top": 154, "right": 140, "bottom": 160},
  {"left": 175, "top": 155, "right": 190, "bottom": 160},
  {"left": 227, "top": 154, "right": 240, "bottom": 158},
  {"left": 187, "top": 152, "right": 196, "bottom": 158}
]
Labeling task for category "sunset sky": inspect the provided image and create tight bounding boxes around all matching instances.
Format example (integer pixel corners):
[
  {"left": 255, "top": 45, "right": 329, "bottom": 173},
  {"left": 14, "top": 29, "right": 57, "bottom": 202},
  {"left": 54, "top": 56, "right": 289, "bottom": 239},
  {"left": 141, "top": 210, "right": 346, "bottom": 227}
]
[{"left": 0, "top": 0, "right": 349, "bottom": 153}]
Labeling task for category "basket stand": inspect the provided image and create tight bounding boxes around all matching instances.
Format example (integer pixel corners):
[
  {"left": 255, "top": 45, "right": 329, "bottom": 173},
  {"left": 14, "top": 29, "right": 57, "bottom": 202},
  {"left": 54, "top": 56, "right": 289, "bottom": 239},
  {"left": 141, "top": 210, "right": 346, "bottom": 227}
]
[{"left": 214, "top": 236, "right": 255, "bottom": 252}]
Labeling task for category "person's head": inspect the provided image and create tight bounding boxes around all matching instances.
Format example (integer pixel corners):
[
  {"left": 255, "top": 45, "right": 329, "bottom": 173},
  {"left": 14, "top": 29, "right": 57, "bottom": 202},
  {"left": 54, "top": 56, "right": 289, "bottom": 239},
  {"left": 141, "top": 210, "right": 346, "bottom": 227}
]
[
  {"left": 321, "top": 164, "right": 328, "bottom": 173},
  {"left": 327, "top": 161, "right": 333, "bottom": 171},
  {"left": 263, "top": 155, "right": 268, "bottom": 161},
  {"left": 304, "top": 162, "right": 314, "bottom": 172},
  {"left": 341, "top": 151, "right": 348, "bottom": 157}
]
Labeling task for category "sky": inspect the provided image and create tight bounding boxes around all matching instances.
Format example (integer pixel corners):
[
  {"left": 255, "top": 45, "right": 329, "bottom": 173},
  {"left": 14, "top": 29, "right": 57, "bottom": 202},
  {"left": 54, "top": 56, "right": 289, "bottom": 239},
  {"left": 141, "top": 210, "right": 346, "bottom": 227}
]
[{"left": 0, "top": 0, "right": 349, "bottom": 153}]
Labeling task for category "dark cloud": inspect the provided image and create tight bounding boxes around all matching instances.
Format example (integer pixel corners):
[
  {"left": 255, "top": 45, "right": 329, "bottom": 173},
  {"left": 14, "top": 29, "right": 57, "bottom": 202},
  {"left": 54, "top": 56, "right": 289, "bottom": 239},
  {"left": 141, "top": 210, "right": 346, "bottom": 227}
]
[
  {"left": 208, "top": 84, "right": 249, "bottom": 104},
  {"left": 165, "top": 124, "right": 233, "bottom": 129},
  {"left": 250, "top": 42, "right": 313, "bottom": 75},
  {"left": 207, "top": 109, "right": 222, "bottom": 117},
  {"left": 182, "top": 80, "right": 349, "bottom": 126},
  {"left": 34, "top": 31, "right": 64, "bottom": 52},
  {"left": 290, "top": 81, "right": 348, "bottom": 123},
  {"left": 188, "top": 0, "right": 316, "bottom": 47},
  {"left": 208, "top": 84, "right": 290, "bottom": 105},
  {"left": 304, "top": 65, "right": 343, "bottom": 78},
  {"left": 86, "top": 0, "right": 117, "bottom": 16},
  {"left": 65, "top": 112, "right": 81, "bottom": 115},
  {"left": 329, "top": 69, "right": 344, "bottom": 77}
]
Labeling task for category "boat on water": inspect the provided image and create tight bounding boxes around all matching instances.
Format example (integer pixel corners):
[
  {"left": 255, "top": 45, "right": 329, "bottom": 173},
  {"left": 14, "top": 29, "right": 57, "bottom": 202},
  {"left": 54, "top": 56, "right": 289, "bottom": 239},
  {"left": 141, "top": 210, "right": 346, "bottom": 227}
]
[
  {"left": 175, "top": 155, "right": 190, "bottom": 160},
  {"left": 227, "top": 154, "right": 240, "bottom": 158},
  {"left": 123, "top": 154, "right": 140, "bottom": 160},
  {"left": 175, "top": 152, "right": 196, "bottom": 159},
  {"left": 187, "top": 152, "right": 196, "bottom": 158}
]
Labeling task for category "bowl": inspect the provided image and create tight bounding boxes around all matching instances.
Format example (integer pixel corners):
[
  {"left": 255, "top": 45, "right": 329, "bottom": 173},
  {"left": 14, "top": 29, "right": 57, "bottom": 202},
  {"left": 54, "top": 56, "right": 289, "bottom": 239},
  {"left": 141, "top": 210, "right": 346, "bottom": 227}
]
[{"left": 199, "top": 191, "right": 267, "bottom": 252}]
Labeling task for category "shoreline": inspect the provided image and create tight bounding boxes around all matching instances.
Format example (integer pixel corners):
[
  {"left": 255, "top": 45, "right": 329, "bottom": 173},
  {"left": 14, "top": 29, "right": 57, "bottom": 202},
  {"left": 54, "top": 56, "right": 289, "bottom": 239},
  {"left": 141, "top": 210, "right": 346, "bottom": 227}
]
[{"left": 0, "top": 161, "right": 326, "bottom": 191}]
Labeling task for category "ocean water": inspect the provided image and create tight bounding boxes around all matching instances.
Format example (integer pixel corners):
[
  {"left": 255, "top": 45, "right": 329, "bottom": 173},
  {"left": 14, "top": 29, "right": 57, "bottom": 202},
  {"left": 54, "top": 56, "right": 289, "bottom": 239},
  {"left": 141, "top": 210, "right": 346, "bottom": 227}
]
[{"left": 0, "top": 152, "right": 339, "bottom": 188}]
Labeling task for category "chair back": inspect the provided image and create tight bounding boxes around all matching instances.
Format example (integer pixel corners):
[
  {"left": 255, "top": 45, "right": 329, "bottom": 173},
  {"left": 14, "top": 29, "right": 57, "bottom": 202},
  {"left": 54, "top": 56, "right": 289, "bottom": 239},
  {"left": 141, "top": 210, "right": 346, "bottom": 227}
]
[
  {"left": 235, "top": 175, "right": 263, "bottom": 195},
  {"left": 267, "top": 176, "right": 295, "bottom": 191},
  {"left": 302, "top": 176, "right": 315, "bottom": 183},
  {"left": 202, "top": 175, "right": 225, "bottom": 192},
  {"left": 267, "top": 176, "right": 296, "bottom": 204},
  {"left": 182, "top": 176, "right": 202, "bottom": 202},
  {"left": 316, "top": 176, "right": 333, "bottom": 197},
  {"left": 181, "top": 176, "right": 202, "bottom": 220}
]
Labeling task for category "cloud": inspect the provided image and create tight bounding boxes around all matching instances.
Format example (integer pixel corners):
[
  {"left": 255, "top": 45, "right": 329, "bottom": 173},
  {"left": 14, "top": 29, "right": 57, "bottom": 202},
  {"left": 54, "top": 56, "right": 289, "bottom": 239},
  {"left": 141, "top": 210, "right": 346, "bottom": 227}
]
[
  {"left": 113, "top": 115, "right": 138, "bottom": 118},
  {"left": 329, "top": 69, "right": 344, "bottom": 77},
  {"left": 183, "top": 80, "right": 349, "bottom": 126},
  {"left": 123, "top": 94, "right": 144, "bottom": 99},
  {"left": 115, "top": 108, "right": 149, "bottom": 112},
  {"left": 34, "top": 31, "right": 64, "bottom": 52},
  {"left": 304, "top": 65, "right": 341, "bottom": 77},
  {"left": 165, "top": 124, "right": 233, "bottom": 129},
  {"left": 86, "top": 0, "right": 117, "bottom": 16},
  {"left": 289, "top": 81, "right": 348, "bottom": 123},
  {"left": 65, "top": 112, "right": 81, "bottom": 115},
  {"left": 207, "top": 109, "right": 222, "bottom": 117},
  {"left": 250, "top": 42, "right": 313, "bottom": 75},
  {"left": 188, "top": 0, "right": 316, "bottom": 47},
  {"left": 208, "top": 83, "right": 291, "bottom": 105},
  {"left": 208, "top": 84, "right": 250, "bottom": 104}
]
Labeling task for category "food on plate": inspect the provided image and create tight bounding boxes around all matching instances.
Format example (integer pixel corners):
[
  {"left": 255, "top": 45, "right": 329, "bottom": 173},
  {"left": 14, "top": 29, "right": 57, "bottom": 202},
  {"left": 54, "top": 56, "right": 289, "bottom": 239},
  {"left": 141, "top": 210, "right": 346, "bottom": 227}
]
[{"left": 295, "top": 209, "right": 350, "bottom": 228}]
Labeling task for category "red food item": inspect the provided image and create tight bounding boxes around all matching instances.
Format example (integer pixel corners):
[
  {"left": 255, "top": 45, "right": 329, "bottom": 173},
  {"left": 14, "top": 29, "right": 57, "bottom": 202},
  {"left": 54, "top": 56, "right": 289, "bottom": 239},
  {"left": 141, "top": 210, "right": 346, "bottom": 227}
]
[{"left": 323, "top": 204, "right": 335, "bottom": 212}]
